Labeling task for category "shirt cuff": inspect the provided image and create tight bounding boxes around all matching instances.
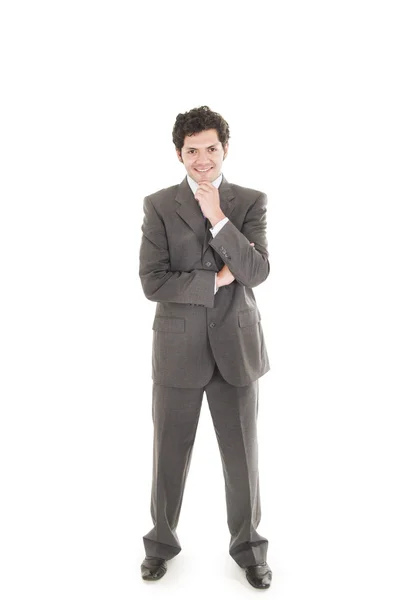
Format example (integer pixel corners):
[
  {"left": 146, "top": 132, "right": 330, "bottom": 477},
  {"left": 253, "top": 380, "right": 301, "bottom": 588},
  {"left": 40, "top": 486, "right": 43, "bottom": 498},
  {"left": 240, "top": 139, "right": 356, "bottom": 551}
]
[
  {"left": 214, "top": 273, "right": 218, "bottom": 294},
  {"left": 210, "top": 216, "right": 229, "bottom": 237}
]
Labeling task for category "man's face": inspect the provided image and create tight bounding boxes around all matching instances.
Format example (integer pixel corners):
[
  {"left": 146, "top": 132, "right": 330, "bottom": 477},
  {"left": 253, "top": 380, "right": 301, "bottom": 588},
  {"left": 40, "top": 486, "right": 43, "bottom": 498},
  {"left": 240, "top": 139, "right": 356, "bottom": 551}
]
[{"left": 176, "top": 128, "right": 228, "bottom": 184}]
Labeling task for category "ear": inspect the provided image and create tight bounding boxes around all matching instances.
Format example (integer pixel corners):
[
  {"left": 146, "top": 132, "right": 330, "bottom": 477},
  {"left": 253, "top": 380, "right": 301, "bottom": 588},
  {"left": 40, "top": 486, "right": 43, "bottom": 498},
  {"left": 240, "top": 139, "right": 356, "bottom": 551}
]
[
  {"left": 223, "top": 142, "right": 229, "bottom": 160},
  {"left": 176, "top": 148, "right": 183, "bottom": 163}
]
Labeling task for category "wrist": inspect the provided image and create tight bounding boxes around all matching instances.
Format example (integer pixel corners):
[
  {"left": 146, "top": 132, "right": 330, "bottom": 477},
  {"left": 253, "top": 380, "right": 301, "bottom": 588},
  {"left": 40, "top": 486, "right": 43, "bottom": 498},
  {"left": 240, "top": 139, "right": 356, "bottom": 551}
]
[{"left": 209, "top": 210, "right": 226, "bottom": 227}]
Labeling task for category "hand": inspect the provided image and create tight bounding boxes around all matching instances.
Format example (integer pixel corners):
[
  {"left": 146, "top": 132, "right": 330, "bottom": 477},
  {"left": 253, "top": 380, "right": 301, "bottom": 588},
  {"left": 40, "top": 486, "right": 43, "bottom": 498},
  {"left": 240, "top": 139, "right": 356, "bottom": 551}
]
[
  {"left": 216, "top": 264, "right": 235, "bottom": 289},
  {"left": 194, "top": 181, "right": 224, "bottom": 225}
]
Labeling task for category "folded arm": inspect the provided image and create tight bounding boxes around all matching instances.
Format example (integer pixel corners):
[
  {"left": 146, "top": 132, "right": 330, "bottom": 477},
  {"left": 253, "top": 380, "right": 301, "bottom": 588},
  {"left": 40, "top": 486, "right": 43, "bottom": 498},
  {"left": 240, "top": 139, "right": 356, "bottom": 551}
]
[
  {"left": 209, "top": 192, "right": 270, "bottom": 288},
  {"left": 139, "top": 196, "right": 216, "bottom": 307}
]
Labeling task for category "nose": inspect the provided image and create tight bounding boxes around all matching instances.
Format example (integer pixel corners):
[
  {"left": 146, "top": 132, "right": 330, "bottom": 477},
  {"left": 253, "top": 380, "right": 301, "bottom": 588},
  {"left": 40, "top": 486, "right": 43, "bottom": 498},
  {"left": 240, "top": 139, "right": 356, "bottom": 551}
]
[{"left": 194, "top": 150, "right": 212, "bottom": 165}]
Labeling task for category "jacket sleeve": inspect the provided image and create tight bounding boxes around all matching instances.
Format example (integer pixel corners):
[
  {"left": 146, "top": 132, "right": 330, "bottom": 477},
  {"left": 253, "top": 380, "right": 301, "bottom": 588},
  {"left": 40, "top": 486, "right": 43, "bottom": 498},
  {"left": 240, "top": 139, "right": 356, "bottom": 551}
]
[
  {"left": 139, "top": 196, "right": 216, "bottom": 307},
  {"left": 209, "top": 192, "right": 270, "bottom": 288}
]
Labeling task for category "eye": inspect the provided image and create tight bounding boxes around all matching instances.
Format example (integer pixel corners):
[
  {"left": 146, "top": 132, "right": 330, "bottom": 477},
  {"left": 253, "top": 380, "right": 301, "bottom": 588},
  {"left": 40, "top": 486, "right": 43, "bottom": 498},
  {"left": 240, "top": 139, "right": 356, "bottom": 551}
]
[{"left": 209, "top": 147, "right": 217, "bottom": 152}]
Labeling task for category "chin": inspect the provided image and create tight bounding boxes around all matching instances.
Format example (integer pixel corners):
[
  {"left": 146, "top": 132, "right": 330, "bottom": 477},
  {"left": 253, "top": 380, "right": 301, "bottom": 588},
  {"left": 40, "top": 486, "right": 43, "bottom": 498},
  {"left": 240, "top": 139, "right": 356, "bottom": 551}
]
[{"left": 193, "top": 171, "right": 218, "bottom": 182}]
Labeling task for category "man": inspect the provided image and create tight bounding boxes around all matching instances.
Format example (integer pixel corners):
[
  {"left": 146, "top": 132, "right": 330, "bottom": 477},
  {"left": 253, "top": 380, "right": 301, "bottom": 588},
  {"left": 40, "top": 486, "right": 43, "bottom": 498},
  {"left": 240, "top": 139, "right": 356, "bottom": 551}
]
[{"left": 138, "top": 106, "right": 272, "bottom": 590}]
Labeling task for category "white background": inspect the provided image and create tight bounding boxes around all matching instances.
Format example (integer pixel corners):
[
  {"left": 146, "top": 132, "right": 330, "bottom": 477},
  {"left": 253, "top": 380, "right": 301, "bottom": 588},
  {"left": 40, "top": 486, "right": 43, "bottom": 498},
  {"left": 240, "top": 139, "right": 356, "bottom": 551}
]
[{"left": 1, "top": 1, "right": 396, "bottom": 598}]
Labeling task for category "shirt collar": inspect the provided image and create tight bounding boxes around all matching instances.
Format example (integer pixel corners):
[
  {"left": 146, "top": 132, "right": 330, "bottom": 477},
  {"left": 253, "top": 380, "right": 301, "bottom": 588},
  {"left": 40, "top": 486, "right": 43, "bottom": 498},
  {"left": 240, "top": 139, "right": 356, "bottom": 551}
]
[{"left": 187, "top": 172, "right": 223, "bottom": 195}]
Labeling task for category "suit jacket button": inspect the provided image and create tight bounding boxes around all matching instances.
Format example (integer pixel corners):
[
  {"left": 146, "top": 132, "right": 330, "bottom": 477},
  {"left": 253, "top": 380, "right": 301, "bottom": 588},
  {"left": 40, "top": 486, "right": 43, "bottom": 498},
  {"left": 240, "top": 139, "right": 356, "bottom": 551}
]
[
  {"left": 205, "top": 261, "right": 212, "bottom": 267},
  {"left": 209, "top": 322, "right": 216, "bottom": 328}
]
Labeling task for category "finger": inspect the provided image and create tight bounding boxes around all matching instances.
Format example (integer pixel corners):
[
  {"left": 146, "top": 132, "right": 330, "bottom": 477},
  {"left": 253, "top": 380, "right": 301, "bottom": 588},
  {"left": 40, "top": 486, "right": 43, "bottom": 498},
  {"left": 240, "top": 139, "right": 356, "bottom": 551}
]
[
  {"left": 250, "top": 242, "right": 255, "bottom": 246},
  {"left": 197, "top": 181, "right": 214, "bottom": 188}
]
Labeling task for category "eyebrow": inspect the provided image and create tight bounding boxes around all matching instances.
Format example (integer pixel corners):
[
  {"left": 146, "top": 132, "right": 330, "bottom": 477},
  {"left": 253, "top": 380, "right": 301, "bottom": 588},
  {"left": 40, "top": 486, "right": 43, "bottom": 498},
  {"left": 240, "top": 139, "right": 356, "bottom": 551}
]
[{"left": 185, "top": 144, "right": 218, "bottom": 150}]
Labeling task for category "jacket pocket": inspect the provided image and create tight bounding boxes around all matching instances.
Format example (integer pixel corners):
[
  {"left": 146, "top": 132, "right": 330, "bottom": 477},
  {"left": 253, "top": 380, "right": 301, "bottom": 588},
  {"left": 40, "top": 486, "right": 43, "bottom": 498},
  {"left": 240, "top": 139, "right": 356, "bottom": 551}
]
[
  {"left": 152, "top": 316, "right": 185, "bottom": 333},
  {"left": 238, "top": 308, "right": 261, "bottom": 328}
]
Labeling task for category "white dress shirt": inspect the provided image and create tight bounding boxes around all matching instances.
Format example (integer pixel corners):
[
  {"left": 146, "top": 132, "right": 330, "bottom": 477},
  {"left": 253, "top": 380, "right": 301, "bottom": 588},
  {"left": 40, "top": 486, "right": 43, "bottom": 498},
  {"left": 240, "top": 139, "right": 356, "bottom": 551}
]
[{"left": 186, "top": 173, "right": 229, "bottom": 294}]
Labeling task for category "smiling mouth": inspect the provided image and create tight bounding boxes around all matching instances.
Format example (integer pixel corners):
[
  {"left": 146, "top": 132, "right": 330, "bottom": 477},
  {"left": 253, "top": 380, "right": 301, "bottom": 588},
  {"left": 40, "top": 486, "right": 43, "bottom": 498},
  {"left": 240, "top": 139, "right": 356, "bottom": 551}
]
[{"left": 195, "top": 167, "right": 212, "bottom": 172}]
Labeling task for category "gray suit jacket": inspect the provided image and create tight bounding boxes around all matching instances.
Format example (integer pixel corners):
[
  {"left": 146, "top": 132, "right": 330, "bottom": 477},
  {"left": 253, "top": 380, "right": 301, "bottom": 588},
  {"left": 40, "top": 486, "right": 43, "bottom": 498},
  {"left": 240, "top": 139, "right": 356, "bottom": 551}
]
[{"left": 139, "top": 174, "right": 271, "bottom": 388}]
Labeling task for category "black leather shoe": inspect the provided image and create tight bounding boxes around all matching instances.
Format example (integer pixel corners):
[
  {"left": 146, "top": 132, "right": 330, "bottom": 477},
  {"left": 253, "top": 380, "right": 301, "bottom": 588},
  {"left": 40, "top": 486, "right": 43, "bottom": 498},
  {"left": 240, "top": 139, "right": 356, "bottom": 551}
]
[
  {"left": 245, "top": 562, "right": 272, "bottom": 589},
  {"left": 141, "top": 556, "right": 167, "bottom": 581}
]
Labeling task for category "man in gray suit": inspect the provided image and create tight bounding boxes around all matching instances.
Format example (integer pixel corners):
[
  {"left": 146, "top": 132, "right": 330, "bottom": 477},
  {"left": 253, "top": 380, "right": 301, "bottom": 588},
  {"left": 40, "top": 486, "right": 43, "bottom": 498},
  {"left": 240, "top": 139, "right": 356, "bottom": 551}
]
[{"left": 138, "top": 106, "right": 272, "bottom": 589}]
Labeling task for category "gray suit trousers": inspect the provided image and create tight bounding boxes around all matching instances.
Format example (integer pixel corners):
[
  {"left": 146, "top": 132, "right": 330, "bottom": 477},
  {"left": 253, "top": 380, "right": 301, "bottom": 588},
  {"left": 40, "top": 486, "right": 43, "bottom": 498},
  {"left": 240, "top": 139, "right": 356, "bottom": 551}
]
[{"left": 142, "top": 363, "right": 269, "bottom": 568}]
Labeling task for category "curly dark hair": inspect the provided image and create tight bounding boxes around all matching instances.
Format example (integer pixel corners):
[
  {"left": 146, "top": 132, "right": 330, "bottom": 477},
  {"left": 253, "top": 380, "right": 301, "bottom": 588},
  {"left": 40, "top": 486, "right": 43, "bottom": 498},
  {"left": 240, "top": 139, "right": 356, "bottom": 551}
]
[{"left": 172, "top": 105, "right": 230, "bottom": 152}]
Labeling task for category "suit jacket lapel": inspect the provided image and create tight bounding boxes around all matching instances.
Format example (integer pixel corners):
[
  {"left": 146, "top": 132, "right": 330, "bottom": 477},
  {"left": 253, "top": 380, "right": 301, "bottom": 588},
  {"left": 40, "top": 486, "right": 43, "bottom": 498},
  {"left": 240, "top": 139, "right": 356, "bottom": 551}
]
[
  {"left": 175, "top": 176, "right": 206, "bottom": 246},
  {"left": 175, "top": 174, "right": 236, "bottom": 253}
]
